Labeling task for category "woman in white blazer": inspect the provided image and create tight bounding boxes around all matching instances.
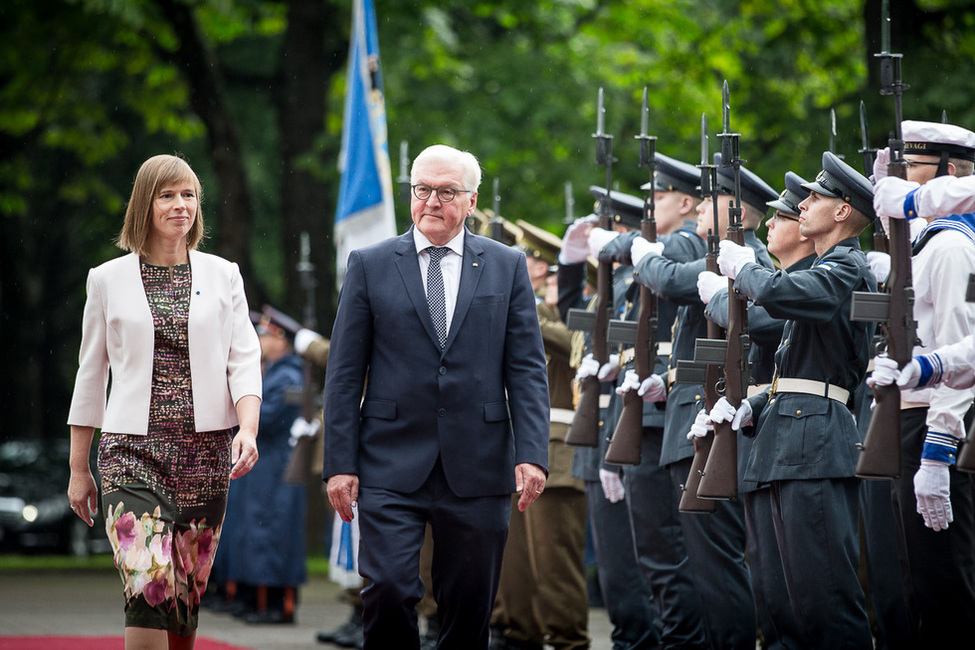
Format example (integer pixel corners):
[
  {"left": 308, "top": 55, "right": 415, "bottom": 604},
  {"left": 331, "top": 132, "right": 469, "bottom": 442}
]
[{"left": 66, "top": 154, "right": 263, "bottom": 650}]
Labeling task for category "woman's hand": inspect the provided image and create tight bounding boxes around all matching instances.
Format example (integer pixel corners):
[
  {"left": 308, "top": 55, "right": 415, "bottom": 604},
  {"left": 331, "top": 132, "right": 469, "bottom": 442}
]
[
  {"left": 230, "top": 429, "right": 259, "bottom": 479},
  {"left": 67, "top": 470, "right": 98, "bottom": 527}
]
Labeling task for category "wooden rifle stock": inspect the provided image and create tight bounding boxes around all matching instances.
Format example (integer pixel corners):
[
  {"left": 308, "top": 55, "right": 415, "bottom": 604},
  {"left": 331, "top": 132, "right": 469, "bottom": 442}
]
[
  {"left": 605, "top": 222, "right": 657, "bottom": 465},
  {"left": 856, "top": 15, "right": 914, "bottom": 480},
  {"left": 698, "top": 224, "right": 746, "bottom": 500},
  {"left": 959, "top": 427, "right": 975, "bottom": 473},
  {"left": 678, "top": 253, "right": 722, "bottom": 514}
]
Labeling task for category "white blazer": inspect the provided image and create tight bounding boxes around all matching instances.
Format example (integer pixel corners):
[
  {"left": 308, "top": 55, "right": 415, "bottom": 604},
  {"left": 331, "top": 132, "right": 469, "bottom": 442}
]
[{"left": 67, "top": 250, "right": 262, "bottom": 436}]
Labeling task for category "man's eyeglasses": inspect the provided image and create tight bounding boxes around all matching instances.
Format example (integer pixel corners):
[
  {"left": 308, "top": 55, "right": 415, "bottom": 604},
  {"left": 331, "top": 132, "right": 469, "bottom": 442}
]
[
  {"left": 412, "top": 184, "right": 472, "bottom": 203},
  {"left": 772, "top": 212, "right": 799, "bottom": 223}
]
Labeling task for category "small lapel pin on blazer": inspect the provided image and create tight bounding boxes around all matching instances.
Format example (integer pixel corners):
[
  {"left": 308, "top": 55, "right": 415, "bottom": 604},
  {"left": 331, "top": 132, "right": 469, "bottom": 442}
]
[{"left": 472, "top": 263, "right": 479, "bottom": 267}]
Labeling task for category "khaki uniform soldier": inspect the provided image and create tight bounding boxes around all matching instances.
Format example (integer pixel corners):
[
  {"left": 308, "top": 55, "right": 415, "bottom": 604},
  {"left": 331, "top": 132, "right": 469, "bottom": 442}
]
[{"left": 490, "top": 219, "right": 589, "bottom": 650}]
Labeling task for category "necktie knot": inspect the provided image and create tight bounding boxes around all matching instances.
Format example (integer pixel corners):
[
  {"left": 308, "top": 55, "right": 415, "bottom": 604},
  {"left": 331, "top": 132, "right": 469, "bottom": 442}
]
[{"left": 427, "top": 246, "right": 447, "bottom": 262}]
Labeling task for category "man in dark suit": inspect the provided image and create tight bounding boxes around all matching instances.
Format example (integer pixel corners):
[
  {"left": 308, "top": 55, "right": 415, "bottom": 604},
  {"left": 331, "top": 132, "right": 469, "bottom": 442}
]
[{"left": 323, "top": 144, "right": 551, "bottom": 650}]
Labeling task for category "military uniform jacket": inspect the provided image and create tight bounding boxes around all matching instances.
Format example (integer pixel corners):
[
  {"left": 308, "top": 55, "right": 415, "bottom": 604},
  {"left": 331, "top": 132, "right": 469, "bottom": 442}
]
[
  {"left": 704, "top": 253, "right": 818, "bottom": 385},
  {"left": 737, "top": 237, "right": 877, "bottom": 483},
  {"left": 634, "top": 228, "right": 773, "bottom": 470},
  {"left": 537, "top": 297, "right": 584, "bottom": 491}
]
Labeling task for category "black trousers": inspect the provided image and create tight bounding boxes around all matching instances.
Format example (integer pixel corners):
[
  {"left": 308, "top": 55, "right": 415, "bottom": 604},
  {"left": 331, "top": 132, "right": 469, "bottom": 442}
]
[
  {"left": 356, "top": 459, "right": 510, "bottom": 650},
  {"left": 892, "top": 407, "right": 975, "bottom": 645}
]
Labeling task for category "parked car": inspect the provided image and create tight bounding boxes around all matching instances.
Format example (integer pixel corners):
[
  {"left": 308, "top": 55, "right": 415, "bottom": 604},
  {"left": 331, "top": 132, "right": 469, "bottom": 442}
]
[{"left": 0, "top": 438, "right": 111, "bottom": 556}]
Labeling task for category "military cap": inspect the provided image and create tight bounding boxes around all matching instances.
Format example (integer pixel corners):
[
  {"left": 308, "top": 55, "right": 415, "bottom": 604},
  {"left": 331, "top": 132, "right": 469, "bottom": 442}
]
[
  {"left": 640, "top": 152, "right": 702, "bottom": 197},
  {"left": 712, "top": 152, "right": 779, "bottom": 212},
  {"left": 472, "top": 209, "right": 523, "bottom": 246},
  {"left": 903, "top": 120, "right": 975, "bottom": 162},
  {"left": 767, "top": 171, "right": 808, "bottom": 216},
  {"left": 801, "top": 151, "right": 875, "bottom": 220},
  {"left": 516, "top": 219, "right": 563, "bottom": 267},
  {"left": 259, "top": 304, "right": 303, "bottom": 339},
  {"left": 588, "top": 185, "right": 643, "bottom": 229}
]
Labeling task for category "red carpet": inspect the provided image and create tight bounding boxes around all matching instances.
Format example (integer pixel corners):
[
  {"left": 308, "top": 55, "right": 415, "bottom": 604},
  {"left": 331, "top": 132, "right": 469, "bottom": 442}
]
[{"left": 0, "top": 637, "right": 248, "bottom": 649}]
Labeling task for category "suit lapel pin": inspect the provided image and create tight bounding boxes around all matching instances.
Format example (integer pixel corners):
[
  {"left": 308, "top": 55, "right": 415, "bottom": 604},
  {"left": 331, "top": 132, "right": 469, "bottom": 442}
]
[{"left": 472, "top": 263, "right": 478, "bottom": 267}]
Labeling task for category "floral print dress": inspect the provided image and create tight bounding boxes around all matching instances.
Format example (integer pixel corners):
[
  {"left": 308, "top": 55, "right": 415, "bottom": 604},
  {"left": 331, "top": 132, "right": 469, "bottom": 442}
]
[{"left": 97, "top": 261, "right": 233, "bottom": 636}]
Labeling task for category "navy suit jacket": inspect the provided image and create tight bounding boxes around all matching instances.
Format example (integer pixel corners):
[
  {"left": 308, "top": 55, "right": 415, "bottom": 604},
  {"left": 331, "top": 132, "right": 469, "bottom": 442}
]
[{"left": 323, "top": 227, "right": 550, "bottom": 498}]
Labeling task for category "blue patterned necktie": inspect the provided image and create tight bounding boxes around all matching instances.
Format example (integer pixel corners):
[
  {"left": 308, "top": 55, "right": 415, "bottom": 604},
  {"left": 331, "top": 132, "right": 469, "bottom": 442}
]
[{"left": 426, "top": 246, "right": 448, "bottom": 348}]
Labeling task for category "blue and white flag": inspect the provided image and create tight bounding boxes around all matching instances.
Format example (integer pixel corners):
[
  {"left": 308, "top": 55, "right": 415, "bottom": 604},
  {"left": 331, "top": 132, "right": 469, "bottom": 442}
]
[{"left": 334, "top": 0, "right": 397, "bottom": 284}]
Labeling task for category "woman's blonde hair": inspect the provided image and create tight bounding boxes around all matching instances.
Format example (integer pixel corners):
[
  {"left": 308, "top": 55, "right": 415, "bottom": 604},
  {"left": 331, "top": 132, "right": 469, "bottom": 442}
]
[{"left": 116, "top": 154, "right": 205, "bottom": 255}]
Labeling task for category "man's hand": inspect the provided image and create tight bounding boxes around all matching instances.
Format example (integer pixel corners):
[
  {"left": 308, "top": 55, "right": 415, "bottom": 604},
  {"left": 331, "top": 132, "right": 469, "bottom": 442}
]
[
  {"left": 914, "top": 459, "right": 952, "bottom": 531},
  {"left": 631, "top": 236, "right": 664, "bottom": 267},
  {"left": 559, "top": 216, "right": 597, "bottom": 264},
  {"left": 599, "top": 468, "right": 624, "bottom": 504},
  {"left": 867, "top": 355, "right": 922, "bottom": 390},
  {"left": 289, "top": 416, "right": 321, "bottom": 447},
  {"left": 515, "top": 463, "right": 547, "bottom": 512},
  {"left": 866, "top": 251, "right": 891, "bottom": 284},
  {"left": 597, "top": 353, "right": 621, "bottom": 383},
  {"left": 697, "top": 270, "right": 726, "bottom": 305},
  {"left": 687, "top": 409, "right": 713, "bottom": 440},
  {"left": 717, "top": 240, "right": 755, "bottom": 280},
  {"left": 327, "top": 473, "right": 360, "bottom": 523},
  {"left": 872, "top": 146, "right": 890, "bottom": 183},
  {"left": 588, "top": 227, "right": 619, "bottom": 260},
  {"left": 638, "top": 374, "right": 667, "bottom": 402},
  {"left": 709, "top": 396, "right": 753, "bottom": 429}
]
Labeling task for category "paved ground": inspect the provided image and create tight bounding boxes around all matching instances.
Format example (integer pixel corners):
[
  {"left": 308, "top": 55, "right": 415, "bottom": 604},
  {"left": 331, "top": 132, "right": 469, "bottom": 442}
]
[{"left": 0, "top": 569, "right": 614, "bottom": 650}]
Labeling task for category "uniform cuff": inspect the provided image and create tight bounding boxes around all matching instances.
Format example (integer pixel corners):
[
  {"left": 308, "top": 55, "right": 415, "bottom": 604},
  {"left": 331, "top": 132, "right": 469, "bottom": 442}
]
[
  {"left": 904, "top": 187, "right": 920, "bottom": 220},
  {"left": 914, "top": 354, "right": 943, "bottom": 388},
  {"left": 922, "top": 431, "right": 959, "bottom": 465}
]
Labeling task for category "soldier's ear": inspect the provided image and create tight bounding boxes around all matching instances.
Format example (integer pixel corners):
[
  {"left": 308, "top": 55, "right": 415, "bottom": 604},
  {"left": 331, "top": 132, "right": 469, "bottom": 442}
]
[{"left": 834, "top": 201, "right": 853, "bottom": 223}]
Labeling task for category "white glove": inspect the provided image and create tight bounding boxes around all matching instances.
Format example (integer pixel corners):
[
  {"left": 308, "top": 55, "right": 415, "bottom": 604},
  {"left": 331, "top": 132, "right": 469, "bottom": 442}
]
[
  {"left": 697, "top": 270, "right": 727, "bottom": 305},
  {"left": 559, "top": 215, "right": 597, "bottom": 264},
  {"left": 867, "top": 355, "right": 923, "bottom": 390},
  {"left": 289, "top": 416, "right": 321, "bottom": 447},
  {"left": 630, "top": 236, "right": 664, "bottom": 267},
  {"left": 599, "top": 468, "right": 625, "bottom": 504},
  {"left": 866, "top": 251, "right": 891, "bottom": 284},
  {"left": 294, "top": 328, "right": 318, "bottom": 355},
  {"left": 638, "top": 374, "right": 667, "bottom": 402},
  {"left": 914, "top": 459, "right": 952, "bottom": 531},
  {"left": 575, "top": 353, "right": 600, "bottom": 380},
  {"left": 872, "top": 146, "right": 890, "bottom": 183},
  {"left": 615, "top": 369, "right": 641, "bottom": 396},
  {"left": 709, "top": 396, "right": 753, "bottom": 429},
  {"left": 717, "top": 240, "right": 755, "bottom": 280},
  {"left": 597, "top": 353, "right": 621, "bottom": 382},
  {"left": 874, "top": 176, "right": 921, "bottom": 221},
  {"left": 687, "top": 409, "right": 713, "bottom": 440},
  {"left": 588, "top": 227, "right": 619, "bottom": 260}
]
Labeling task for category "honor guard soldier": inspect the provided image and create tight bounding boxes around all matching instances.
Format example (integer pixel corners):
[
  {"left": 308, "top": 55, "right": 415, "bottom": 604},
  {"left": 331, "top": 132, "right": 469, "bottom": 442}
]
[
  {"left": 867, "top": 119, "right": 975, "bottom": 645},
  {"left": 694, "top": 170, "right": 816, "bottom": 649},
  {"left": 589, "top": 153, "right": 710, "bottom": 648},
  {"left": 592, "top": 153, "right": 777, "bottom": 649},
  {"left": 559, "top": 194, "right": 660, "bottom": 650},
  {"left": 704, "top": 151, "right": 878, "bottom": 648}
]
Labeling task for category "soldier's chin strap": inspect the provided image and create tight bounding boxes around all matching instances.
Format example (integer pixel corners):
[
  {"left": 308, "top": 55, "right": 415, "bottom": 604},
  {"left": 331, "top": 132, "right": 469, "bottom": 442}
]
[{"left": 936, "top": 150, "right": 951, "bottom": 178}]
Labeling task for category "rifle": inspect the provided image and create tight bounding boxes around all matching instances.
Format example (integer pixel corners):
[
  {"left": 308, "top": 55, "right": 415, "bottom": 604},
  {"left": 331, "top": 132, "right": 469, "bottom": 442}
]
[
  {"left": 859, "top": 101, "right": 888, "bottom": 253},
  {"left": 565, "top": 88, "right": 616, "bottom": 447},
  {"left": 678, "top": 113, "right": 720, "bottom": 514},
  {"left": 698, "top": 80, "right": 749, "bottom": 500},
  {"left": 283, "top": 233, "right": 321, "bottom": 484},
  {"left": 491, "top": 178, "right": 505, "bottom": 242},
  {"left": 605, "top": 87, "right": 658, "bottom": 465},
  {"left": 397, "top": 140, "right": 411, "bottom": 206},
  {"left": 851, "top": 0, "right": 916, "bottom": 480}
]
